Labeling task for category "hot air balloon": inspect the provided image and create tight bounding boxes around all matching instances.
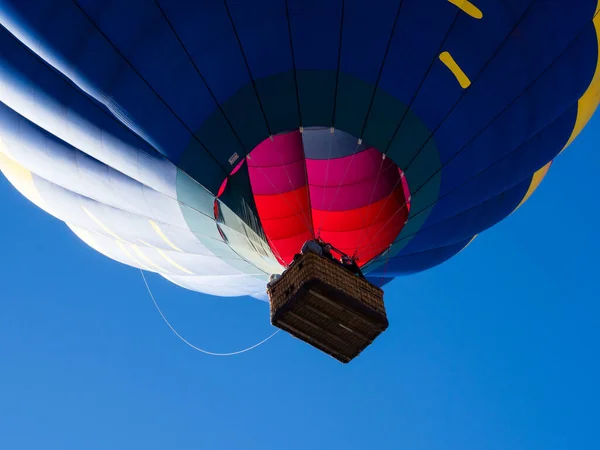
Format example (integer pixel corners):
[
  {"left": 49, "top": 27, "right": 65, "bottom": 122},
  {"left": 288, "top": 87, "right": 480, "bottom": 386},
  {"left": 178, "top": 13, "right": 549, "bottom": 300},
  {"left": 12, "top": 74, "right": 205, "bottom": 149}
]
[{"left": 0, "top": 0, "right": 598, "bottom": 358}]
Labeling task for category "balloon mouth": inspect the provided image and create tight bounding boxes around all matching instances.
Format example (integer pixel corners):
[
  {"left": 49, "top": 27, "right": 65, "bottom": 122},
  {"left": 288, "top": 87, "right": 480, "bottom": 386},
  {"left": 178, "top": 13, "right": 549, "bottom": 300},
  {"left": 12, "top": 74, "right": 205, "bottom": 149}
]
[{"left": 220, "top": 127, "right": 411, "bottom": 267}]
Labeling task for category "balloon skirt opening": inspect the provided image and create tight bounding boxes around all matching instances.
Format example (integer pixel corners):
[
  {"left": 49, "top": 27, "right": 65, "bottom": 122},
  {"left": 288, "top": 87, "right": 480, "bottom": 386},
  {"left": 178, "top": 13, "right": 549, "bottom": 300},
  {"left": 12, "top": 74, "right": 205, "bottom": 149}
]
[
  {"left": 246, "top": 128, "right": 411, "bottom": 267},
  {"left": 267, "top": 252, "right": 388, "bottom": 363}
]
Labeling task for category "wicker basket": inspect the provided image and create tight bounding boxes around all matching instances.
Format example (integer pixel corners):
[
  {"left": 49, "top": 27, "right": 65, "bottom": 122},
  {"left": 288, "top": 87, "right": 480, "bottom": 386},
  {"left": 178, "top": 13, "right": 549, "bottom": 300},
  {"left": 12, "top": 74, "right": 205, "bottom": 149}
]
[{"left": 267, "top": 252, "right": 388, "bottom": 363}]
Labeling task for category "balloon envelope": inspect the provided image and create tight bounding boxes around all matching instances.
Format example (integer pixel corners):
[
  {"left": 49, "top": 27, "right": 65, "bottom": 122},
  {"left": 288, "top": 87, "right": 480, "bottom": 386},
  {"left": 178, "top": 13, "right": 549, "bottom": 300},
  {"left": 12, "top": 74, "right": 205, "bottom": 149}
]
[{"left": 0, "top": 0, "right": 598, "bottom": 299}]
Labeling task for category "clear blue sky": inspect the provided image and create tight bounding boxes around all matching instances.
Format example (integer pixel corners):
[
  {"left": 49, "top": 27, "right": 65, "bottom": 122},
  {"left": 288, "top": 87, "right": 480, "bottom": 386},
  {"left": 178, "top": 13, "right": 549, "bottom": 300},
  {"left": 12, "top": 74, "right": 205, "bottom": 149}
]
[{"left": 1, "top": 115, "right": 599, "bottom": 450}]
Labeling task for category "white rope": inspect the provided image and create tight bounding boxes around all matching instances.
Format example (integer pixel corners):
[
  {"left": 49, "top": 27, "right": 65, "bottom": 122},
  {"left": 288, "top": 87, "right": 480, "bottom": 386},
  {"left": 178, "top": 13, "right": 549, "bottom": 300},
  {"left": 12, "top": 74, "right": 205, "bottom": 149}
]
[{"left": 140, "top": 270, "right": 280, "bottom": 356}]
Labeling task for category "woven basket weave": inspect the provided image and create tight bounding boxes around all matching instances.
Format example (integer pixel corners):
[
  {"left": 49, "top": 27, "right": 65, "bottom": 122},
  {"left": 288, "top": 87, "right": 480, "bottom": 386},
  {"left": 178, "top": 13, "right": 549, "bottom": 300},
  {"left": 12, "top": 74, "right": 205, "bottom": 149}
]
[{"left": 268, "top": 252, "right": 388, "bottom": 363}]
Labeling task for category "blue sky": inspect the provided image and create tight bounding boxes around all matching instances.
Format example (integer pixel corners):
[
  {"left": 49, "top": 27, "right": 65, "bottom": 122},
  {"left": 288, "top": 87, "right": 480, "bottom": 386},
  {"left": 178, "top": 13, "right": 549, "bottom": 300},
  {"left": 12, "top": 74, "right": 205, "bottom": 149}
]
[{"left": 1, "top": 114, "right": 599, "bottom": 450}]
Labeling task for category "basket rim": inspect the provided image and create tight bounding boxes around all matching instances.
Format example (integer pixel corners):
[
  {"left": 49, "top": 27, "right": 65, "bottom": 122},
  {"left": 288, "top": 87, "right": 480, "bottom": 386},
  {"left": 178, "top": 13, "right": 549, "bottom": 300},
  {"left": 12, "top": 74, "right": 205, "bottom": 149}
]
[{"left": 267, "top": 251, "right": 384, "bottom": 294}]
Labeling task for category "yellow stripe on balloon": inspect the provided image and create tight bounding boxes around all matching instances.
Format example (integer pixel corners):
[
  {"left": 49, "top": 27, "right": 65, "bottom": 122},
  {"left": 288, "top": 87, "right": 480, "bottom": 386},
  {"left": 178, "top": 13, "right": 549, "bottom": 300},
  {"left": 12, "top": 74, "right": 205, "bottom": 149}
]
[
  {"left": 69, "top": 224, "right": 100, "bottom": 250},
  {"left": 81, "top": 206, "right": 122, "bottom": 241},
  {"left": 447, "top": 0, "right": 483, "bottom": 19},
  {"left": 458, "top": 234, "right": 478, "bottom": 254},
  {"left": 149, "top": 219, "right": 183, "bottom": 252},
  {"left": 80, "top": 207, "right": 153, "bottom": 270},
  {"left": 139, "top": 239, "right": 193, "bottom": 275},
  {"left": 561, "top": 4, "right": 600, "bottom": 152},
  {"left": 156, "top": 248, "right": 193, "bottom": 275},
  {"left": 513, "top": 161, "right": 552, "bottom": 213},
  {"left": 0, "top": 138, "right": 46, "bottom": 209},
  {"left": 439, "top": 51, "right": 471, "bottom": 88},
  {"left": 130, "top": 243, "right": 170, "bottom": 273},
  {"left": 116, "top": 241, "right": 151, "bottom": 271},
  {"left": 70, "top": 223, "right": 151, "bottom": 271}
]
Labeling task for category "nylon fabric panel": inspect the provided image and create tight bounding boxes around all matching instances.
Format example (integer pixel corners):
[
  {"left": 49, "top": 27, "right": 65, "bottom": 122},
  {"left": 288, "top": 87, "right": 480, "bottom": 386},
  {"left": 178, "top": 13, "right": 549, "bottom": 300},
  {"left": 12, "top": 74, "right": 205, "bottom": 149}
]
[
  {"left": 287, "top": 0, "right": 343, "bottom": 126},
  {"left": 306, "top": 148, "right": 403, "bottom": 211},
  {"left": 225, "top": 0, "right": 298, "bottom": 133},
  {"left": 247, "top": 132, "right": 313, "bottom": 264},
  {"left": 391, "top": 180, "right": 530, "bottom": 258},
  {"left": 164, "top": 273, "right": 269, "bottom": 299},
  {"left": 247, "top": 131, "right": 308, "bottom": 195},
  {"left": 316, "top": 185, "right": 408, "bottom": 265},
  {"left": 301, "top": 126, "right": 368, "bottom": 160},
  {"left": 1, "top": 0, "right": 230, "bottom": 191},
  {"left": 367, "top": 237, "right": 475, "bottom": 276},
  {"left": 252, "top": 187, "right": 311, "bottom": 221},
  {"left": 254, "top": 187, "right": 313, "bottom": 240},
  {"left": 3, "top": 166, "right": 258, "bottom": 278},
  {"left": 430, "top": 105, "right": 579, "bottom": 225},
  {"left": 0, "top": 104, "right": 196, "bottom": 232},
  {"left": 324, "top": 217, "right": 408, "bottom": 265},
  {"left": 158, "top": 0, "right": 274, "bottom": 149},
  {"left": 435, "top": 22, "right": 596, "bottom": 193},
  {"left": 311, "top": 185, "right": 407, "bottom": 234},
  {"left": 0, "top": 28, "right": 179, "bottom": 197}
]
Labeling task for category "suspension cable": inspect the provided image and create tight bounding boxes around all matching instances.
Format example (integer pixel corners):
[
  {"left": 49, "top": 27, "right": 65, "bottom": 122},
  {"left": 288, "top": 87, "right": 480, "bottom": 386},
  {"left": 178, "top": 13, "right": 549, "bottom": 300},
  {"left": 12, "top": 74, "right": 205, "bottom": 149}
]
[{"left": 141, "top": 270, "right": 280, "bottom": 356}]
